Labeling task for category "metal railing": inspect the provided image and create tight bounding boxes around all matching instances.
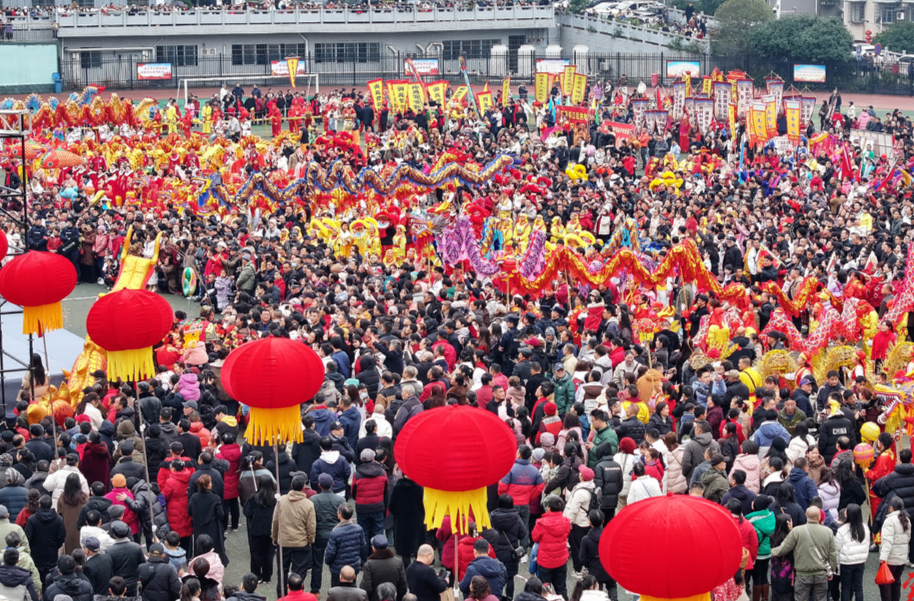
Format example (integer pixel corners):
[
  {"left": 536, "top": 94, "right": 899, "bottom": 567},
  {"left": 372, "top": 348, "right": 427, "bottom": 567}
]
[
  {"left": 556, "top": 12, "right": 711, "bottom": 54},
  {"left": 55, "top": 4, "right": 555, "bottom": 30}
]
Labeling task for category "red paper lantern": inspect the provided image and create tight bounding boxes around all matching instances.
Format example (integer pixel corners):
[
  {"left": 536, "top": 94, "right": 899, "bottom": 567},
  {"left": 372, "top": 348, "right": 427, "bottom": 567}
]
[
  {"left": 86, "top": 289, "right": 173, "bottom": 381},
  {"left": 0, "top": 230, "right": 8, "bottom": 263},
  {"left": 221, "top": 337, "right": 324, "bottom": 444},
  {"left": 0, "top": 251, "right": 76, "bottom": 335},
  {"left": 395, "top": 405, "right": 516, "bottom": 532},
  {"left": 600, "top": 494, "right": 742, "bottom": 601}
]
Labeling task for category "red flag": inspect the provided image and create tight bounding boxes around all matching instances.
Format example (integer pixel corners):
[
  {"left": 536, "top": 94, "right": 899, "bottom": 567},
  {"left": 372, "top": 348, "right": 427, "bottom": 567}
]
[
  {"left": 840, "top": 146, "right": 854, "bottom": 180},
  {"left": 656, "top": 86, "right": 662, "bottom": 108}
]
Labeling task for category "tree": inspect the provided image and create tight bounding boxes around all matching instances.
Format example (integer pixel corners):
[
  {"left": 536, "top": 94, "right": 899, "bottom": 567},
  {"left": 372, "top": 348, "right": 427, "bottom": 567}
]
[
  {"left": 874, "top": 21, "right": 914, "bottom": 54},
  {"left": 747, "top": 15, "right": 853, "bottom": 62},
  {"left": 713, "top": 0, "right": 773, "bottom": 54}
]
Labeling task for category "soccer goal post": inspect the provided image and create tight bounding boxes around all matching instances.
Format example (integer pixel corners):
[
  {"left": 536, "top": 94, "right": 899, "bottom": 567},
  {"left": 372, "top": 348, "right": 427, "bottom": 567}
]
[{"left": 179, "top": 73, "right": 319, "bottom": 107}]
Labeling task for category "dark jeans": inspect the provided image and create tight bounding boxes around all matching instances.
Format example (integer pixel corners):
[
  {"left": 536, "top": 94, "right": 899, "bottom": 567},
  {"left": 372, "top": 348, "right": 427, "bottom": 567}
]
[
  {"left": 515, "top": 504, "right": 531, "bottom": 548},
  {"left": 878, "top": 564, "right": 905, "bottom": 601},
  {"left": 538, "top": 564, "right": 568, "bottom": 600},
  {"left": 598, "top": 576, "right": 618, "bottom": 601},
  {"left": 569, "top": 524, "right": 589, "bottom": 572},
  {"left": 277, "top": 545, "right": 312, "bottom": 597},
  {"left": 359, "top": 511, "right": 385, "bottom": 548},
  {"left": 310, "top": 539, "right": 328, "bottom": 594},
  {"left": 223, "top": 498, "right": 240, "bottom": 530},
  {"left": 840, "top": 563, "right": 864, "bottom": 601},
  {"left": 504, "top": 559, "right": 519, "bottom": 599},
  {"left": 250, "top": 534, "right": 275, "bottom": 582}
]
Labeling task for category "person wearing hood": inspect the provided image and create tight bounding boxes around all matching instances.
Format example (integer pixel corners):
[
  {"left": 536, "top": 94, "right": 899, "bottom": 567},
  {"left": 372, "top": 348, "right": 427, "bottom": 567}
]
[
  {"left": 787, "top": 457, "right": 819, "bottom": 511},
  {"left": 310, "top": 436, "right": 352, "bottom": 497},
  {"left": 337, "top": 397, "right": 362, "bottom": 451},
  {"left": 752, "top": 411, "right": 791, "bottom": 457},
  {"left": 272, "top": 475, "right": 316, "bottom": 598},
  {"left": 215, "top": 432, "right": 242, "bottom": 532},
  {"left": 356, "top": 355, "right": 381, "bottom": 399},
  {"left": 720, "top": 469, "right": 757, "bottom": 516},
  {"left": 161, "top": 460, "right": 193, "bottom": 552},
  {"left": 0, "top": 470, "right": 28, "bottom": 519},
  {"left": 459, "top": 538, "right": 506, "bottom": 599},
  {"left": 137, "top": 543, "right": 181, "bottom": 601},
  {"left": 293, "top": 415, "right": 323, "bottom": 477},
  {"left": 266, "top": 450, "right": 295, "bottom": 495},
  {"left": 79, "top": 432, "right": 111, "bottom": 493},
  {"left": 41, "top": 554, "right": 92, "bottom": 601},
  {"left": 0, "top": 546, "right": 38, "bottom": 601},
  {"left": 175, "top": 371, "right": 200, "bottom": 402},
  {"left": 352, "top": 450, "right": 388, "bottom": 548},
  {"left": 323, "top": 363, "right": 346, "bottom": 396},
  {"left": 24, "top": 494, "right": 66, "bottom": 584},
  {"left": 359, "top": 534, "right": 407, "bottom": 601},
  {"left": 482, "top": 494, "right": 527, "bottom": 600},
  {"left": 212, "top": 406, "right": 239, "bottom": 441}
]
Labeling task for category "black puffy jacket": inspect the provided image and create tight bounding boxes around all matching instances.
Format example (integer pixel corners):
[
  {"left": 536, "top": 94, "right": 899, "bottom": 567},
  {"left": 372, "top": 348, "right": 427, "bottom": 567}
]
[
  {"left": 614, "top": 417, "right": 646, "bottom": 446},
  {"left": 593, "top": 457, "right": 623, "bottom": 512},
  {"left": 266, "top": 452, "right": 295, "bottom": 495},
  {"left": 483, "top": 508, "right": 527, "bottom": 566},
  {"left": 579, "top": 526, "right": 609, "bottom": 583},
  {"left": 138, "top": 556, "right": 181, "bottom": 601},
  {"left": 357, "top": 356, "right": 381, "bottom": 398},
  {"left": 817, "top": 414, "right": 856, "bottom": 464},
  {"left": 42, "top": 572, "right": 92, "bottom": 601},
  {"left": 875, "top": 463, "right": 914, "bottom": 515}
]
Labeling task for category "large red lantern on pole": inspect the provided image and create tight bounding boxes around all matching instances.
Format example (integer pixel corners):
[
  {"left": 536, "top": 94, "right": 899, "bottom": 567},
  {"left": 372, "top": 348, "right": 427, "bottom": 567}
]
[
  {"left": 0, "top": 251, "right": 76, "bottom": 335},
  {"left": 600, "top": 494, "right": 743, "bottom": 601},
  {"left": 394, "top": 405, "right": 516, "bottom": 532},
  {"left": 86, "top": 289, "right": 174, "bottom": 381},
  {"left": 220, "top": 337, "right": 324, "bottom": 445}
]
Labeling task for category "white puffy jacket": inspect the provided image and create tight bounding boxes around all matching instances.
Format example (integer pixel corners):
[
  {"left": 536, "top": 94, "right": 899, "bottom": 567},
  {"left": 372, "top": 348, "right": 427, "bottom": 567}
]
[{"left": 835, "top": 522, "right": 869, "bottom": 565}]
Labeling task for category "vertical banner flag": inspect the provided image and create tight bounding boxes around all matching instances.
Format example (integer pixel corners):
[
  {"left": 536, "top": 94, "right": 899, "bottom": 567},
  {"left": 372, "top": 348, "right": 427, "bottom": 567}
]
[
  {"left": 535, "top": 72, "right": 549, "bottom": 104},
  {"left": 502, "top": 77, "right": 511, "bottom": 107},
  {"left": 763, "top": 94, "right": 777, "bottom": 138},
  {"left": 367, "top": 78, "right": 384, "bottom": 112},
  {"left": 426, "top": 81, "right": 448, "bottom": 108},
  {"left": 684, "top": 73, "right": 692, "bottom": 97},
  {"left": 644, "top": 111, "right": 658, "bottom": 134},
  {"left": 572, "top": 73, "right": 588, "bottom": 105},
  {"left": 713, "top": 81, "right": 731, "bottom": 122},
  {"left": 695, "top": 98, "right": 714, "bottom": 135},
  {"left": 562, "top": 65, "right": 577, "bottom": 97},
  {"left": 387, "top": 81, "right": 409, "bottom": 113},
  {"left": 736, "top": 79, "right": 754, "bottom": 119},
  {"left": 766, "top": 77, "right": 785, "bottom": 115},
  {"left": 478, "top": 91, "right": 493, "bottom": 114},
  {"left": 684, "top": 98, "right": 695, "bottom": 120},
  {"left": 408, "top": 83, "right": 425, "bottom": 113},
  {"left": 728, "top": 102, "right": 737, "bottom": 137},
  {"left": 702, "top": 76, "right": 713, "bottom": 96},
  {"left": 632, "top": 99, "right": 649, "bottom": 131},
  {"left": 285, "top": 57, "right": 299, "bottom": 88},
  {"left": 655, "top": 110, "right": 668, "bottom": 131},
  {"left": 784, "top": 98, "right": 801, "bottom": 144},
  {"left": 458, "top": 57, "right": 478, "bottom": 114},
  {"left": 751, "top": 101, "right": 768, "bottom": 145},
  {"left": 800, "top": 96, "right": 817, "bottom": 128},
  {"left": 452, "top": 86, "right": 468, "bottom": 104},
  {"left": 671, "top": 82, "right": 686, "bottom": 121}
]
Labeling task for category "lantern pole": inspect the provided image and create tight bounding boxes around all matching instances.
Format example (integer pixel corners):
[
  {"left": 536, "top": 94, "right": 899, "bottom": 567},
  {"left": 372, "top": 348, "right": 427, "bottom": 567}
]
[
  {"left": 134, "top": 380, "right": 160, "bottom": 544},
  {"left": 40, "top": 334, "right": 58, "bottom": 452},
  {"left": 273, "top": 437, "right": 286, "bottom": 599},
  {"left": 453, "top": 531, "right": 459, "bottom": 595}
]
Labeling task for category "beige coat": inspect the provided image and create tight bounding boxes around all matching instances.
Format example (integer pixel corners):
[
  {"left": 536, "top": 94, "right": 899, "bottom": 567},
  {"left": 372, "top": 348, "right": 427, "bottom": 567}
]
[{"left": 272, "top": 490, "right": 316, "bottom": 548}]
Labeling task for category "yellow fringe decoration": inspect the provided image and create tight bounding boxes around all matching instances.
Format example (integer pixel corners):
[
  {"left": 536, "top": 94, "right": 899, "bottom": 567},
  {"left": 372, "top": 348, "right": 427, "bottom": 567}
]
[
  {"left": 423, "top": 487, "right": 491, "bottom": 533},
  {"left": 246, "top": 406, "right": 304, "bottom": 445},
  {"left": 640, "top": 595, "right": 710, "bottom": 601},
  {"left": 22, "top": 302, "right": 63, "bottom": 335},
  {"left": 106, "top": 347, "right": 156, "bottom": 382}
]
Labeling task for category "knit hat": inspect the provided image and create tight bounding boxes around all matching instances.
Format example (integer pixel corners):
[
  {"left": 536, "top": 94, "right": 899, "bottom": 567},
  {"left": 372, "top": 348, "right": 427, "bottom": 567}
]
[
  {"left": 579, "top": 467, "right": 595, "bottom": 481},
  {"left": 111, "top": 474, "right": 127, "bottom": 488},
  {"left": 544, "top": 402, "right": 557, "bottom": 416},
  {"left": 619, "top": 437, "right": 637, "bottom": 454},
  {"left": 541, "top": 432, "right": 555, "bottom": 447},
  {"left": 532, "top": 448, "right": 546, "bottom": 462}
]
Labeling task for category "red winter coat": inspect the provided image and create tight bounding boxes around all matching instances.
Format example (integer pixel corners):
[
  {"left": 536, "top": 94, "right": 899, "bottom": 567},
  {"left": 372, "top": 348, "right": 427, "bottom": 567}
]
[
  {"left": 105, "top": 487, "right": 139, "bottom": 535},
  {"left": 80, "top": 443, "right": 111, "bottom": 493},
  {"left": 532, "top": 510, "right": 572, "bottom": 568},
  {"left": 162, "top": 468, "right": 194, "bottom": 537},
  {"left": 456, "top": 536, "right": 494, "bottom": 581},
  {"left": 216, "top": 444, "right": 242, "bottom": 500}
]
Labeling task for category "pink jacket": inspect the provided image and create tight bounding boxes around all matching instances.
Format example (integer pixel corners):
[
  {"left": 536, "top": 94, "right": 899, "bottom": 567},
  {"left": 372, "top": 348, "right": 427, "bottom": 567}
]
[
  {"left": 730, "top": 453, "right": 761, "bottom": 494},
  {"left": 176, "top": 373, "right": 200, "bottom": 401}
]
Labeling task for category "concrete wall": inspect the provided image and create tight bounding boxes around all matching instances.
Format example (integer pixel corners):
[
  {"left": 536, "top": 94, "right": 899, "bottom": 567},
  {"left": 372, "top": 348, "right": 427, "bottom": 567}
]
[
  {"left": 557, "top": 13, "right": 710, "bottom": 55},
  {"left": 0, "top": 43, "right": 58, "bottom": 92}
]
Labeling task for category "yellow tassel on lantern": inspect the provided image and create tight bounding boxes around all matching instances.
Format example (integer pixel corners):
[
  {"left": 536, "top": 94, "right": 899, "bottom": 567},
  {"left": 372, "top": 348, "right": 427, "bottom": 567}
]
[
  {"left": 22, "top": 302, "right": 63, "bottom": 335},
  {"left": 246, "top": 405, "right": 304, "bottom": 445},
  {"left": 423, "top": 487, "right": 491, "bottom": 533},
  {"left": 106, "top": 347, "right": 156, "bottom": 382}
]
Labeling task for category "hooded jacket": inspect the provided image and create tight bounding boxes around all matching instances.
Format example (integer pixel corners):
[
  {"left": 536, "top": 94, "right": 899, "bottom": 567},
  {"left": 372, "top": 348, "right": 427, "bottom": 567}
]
[
  {"left": 788, "top": 467, "right": 819, "bottom": 511},
  {"left": 359, "top": 548, "right": 407, "bottom": 601},
  {"left": 0, "top": 564, "right": 38, "bottom": 601},
  {"left": 338, "top": 406, "right": 362, "bottom": 450},
  {"left": 292, "top": 428, "right": 323, "bottom": 477},
  {"left": 24, "top": 507, "right": 66, "bottom": 569},
  {"left": 42, "top": 571, "right": 93, "bottom": 601},
  {"left": 497, "top": 459, "right": 545, "bottom": 506},
  {"left": 162, "top": 468, "right": 193, "bottom": 537},
  {"left": 310, "top": 450, "right": 351, "bottom": 494},
  {"left": 352, "top": 462, "right": 388, "bottom": 515},
  {"left": 483, "top": 508, "right": 527, "bottom": 566},
  {"left": 681, "top": 432, "right": 719, "bottom": 484},
  {"left": 747, "top": 508, "right": 776, "bottom": 558},
  {"left": 356, "top": 356, "right": 381, "bottom": 398},
  {"left": 0, "top": 472, "right": 28, "bottom": 518},
  {"left": 721, "top": 485, "right": 757, "bottom": 517},
  {"left": 458, "top": 555, "right": 506, "bottom": 598},
  {"left": 176, "top": 374, "right": 200, "bottom": 402},
  {"left": 138, "top": 556, "right": 181, "bottom": 601},
  {"left": 215, "top": 443, "right": 242, "bottom": 500},
  {"left": 272, "top": 489, "right": 316, "bottom": 548},
  {"left": 752, "top": 421, "right": 791, "bottom": 451},
  {"left": 309, "top": 406, "right": 337, "bottom": 437},
  {"left": 157, "top": 422, "right": 179, "bottom": 447},
  {"left": 531, "top": 511, "right": 571, "bottom": 569}
]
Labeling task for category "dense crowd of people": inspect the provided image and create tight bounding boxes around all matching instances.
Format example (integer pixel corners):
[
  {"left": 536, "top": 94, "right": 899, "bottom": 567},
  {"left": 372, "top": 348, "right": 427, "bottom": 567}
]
[{"left": 1, "top": 61, "right": 914, "bottom": 601}]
